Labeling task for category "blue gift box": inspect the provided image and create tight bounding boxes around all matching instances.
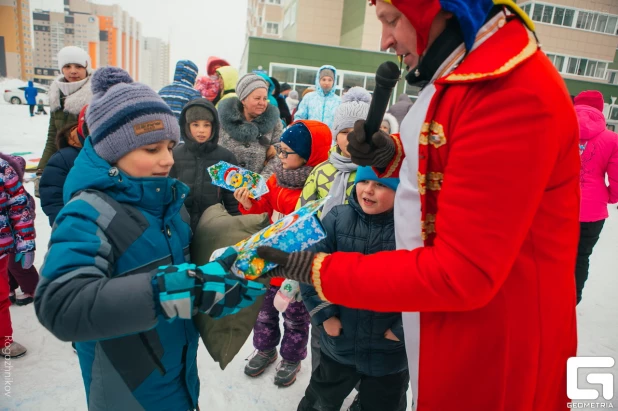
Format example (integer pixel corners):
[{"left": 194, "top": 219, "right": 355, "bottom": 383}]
[{"left": 211, "top": 197, "right": 329, "bottom": 279}]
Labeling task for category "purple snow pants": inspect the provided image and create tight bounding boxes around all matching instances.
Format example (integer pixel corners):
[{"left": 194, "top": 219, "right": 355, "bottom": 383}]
[{"left": 252, "top": 285, "right": 310, "bottom": 362}]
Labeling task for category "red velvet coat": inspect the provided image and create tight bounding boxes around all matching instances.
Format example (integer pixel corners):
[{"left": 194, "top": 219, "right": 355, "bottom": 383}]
[{"left": 310, "top": 18, "right": 579, "bottom": 411}]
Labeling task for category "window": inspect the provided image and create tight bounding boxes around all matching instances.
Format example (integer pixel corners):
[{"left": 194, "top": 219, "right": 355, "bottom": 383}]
[
  {"left": 553, "top": 7, "right": 564, "bottom": 25},
  {"left": 265, "top": 22, "right": 279, "bottom": 35},
  {"left": 296, "top": 68, "right": 317, "bottom": 85},
  {"left": 532, "top": 4, "right": 543, "bottom": 22},
  {"left": 610, "top": 107, "right": 618, "bottom": 121},
  {"left": 559, "top": 55, "right": 608, "bottom": 79},
  {"left": 542, "top": 5, "right": 553, "bottom": 23},
  {"left": 266, "top": 0, "right": 281, "bottom": 4}
]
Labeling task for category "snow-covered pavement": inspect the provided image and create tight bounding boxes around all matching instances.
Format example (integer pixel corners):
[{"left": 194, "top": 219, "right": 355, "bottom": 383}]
[{"left": 1, "top": 101, "right": 616, "bottom": 410}]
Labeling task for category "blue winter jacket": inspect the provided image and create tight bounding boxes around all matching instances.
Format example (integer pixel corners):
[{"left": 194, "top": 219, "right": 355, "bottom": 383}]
[
  {"left": 40, "top": 146, "right": 79, "bottom": 225},
  {"left": 24, "top": 81, "right": 38, "bottom": 105},
  {"left": 301, "top": 190, "right": 407, "bottom": 377},
  {"left": 159, "top": 60, "right": 202, "bottom": 120},
  {"left": 293, "top": 65, "right": 341, "bottom": 128},
  {"left": 35, "top": 138, "right": 199, "bottom": 411}
]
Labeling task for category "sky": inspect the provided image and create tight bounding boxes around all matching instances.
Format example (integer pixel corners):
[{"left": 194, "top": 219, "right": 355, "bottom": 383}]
[{"left": 30, "top": 0, "right": 249, "bottom": 77}]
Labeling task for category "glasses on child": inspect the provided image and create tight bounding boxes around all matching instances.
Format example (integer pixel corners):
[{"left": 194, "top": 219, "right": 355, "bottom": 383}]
[{"left": 275, "top": 144, "right": 296, "bottom": 159}]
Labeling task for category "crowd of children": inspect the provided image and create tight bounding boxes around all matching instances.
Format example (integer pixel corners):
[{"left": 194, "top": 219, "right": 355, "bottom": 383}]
[
  {"left": 6, "top": 0, "right": 618, "bottom": 408},
  {"left": 3, "top": 54, "right": 413, "bottom": 409}
]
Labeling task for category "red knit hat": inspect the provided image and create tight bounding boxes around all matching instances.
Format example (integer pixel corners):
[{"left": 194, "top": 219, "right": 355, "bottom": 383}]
[{"left": 372, "top": 0, "right": 442, "bottom": 55}]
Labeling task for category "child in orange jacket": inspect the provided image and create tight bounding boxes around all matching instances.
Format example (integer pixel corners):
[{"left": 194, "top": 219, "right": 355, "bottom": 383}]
[{"left": 234, "top": 120, "right": 330, "bottom": 387}]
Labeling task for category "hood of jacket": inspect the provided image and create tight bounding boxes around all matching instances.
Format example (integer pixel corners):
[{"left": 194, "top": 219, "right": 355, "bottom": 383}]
[
  {"left": 48, "top": 74, "right": 93, "bottom": 114},
  {"left": 216, "top": 66, "right": 239, "bottom": 95},
  {"left": 207, "top": 56, "right": 230, "bottom": 76},
  {"left": 294, "top": 120, "right": 332, "bottom": 167},
  {"left": 576, "top": 105, "right": 607, "bottom": 142},
  {"left": 173, "top": 60, "right": 199, "bottom": 87},
  {"left": 255, "top": 72, "right": 278, "bottom": 106},
  {"left": 0, "top": 153, "right": 25, "bottom": 183},
  {"left": 315, "top": 65, "right": 338, "bottom": 98},
  {"left": 64, "top": 138, "right": 189, "bottom": 216},
  {"left": 382, "top": 112, "right": 400, "bottom": 134},
  {"left": 218, "top": 97, "right": 280, "bottom": 144},
  {"left": 27, "top": 81, "right": 35, "bottom": 89},
  {"left": 179, "top": 98, "right": 220, "bottom": 153}
]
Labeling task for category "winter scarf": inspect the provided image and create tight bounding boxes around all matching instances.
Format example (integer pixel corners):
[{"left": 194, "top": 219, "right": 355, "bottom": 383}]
[
  {"left": 218, "top": 97, "right": 280, "bottom": 146},
  {"left": 49, "top": 74, "right": 93, "bottom": 114},
  {"left": 321, "top": 152, "right": 359, "bottom": 217},
  {"left": 274, "top": 161, "right": 313, "bottom": 189}
]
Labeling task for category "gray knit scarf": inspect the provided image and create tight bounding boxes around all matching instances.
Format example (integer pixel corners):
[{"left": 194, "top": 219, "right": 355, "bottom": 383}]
[
  {"left": 274, "top": 161, "right": 313, "bottom": 189},
  {"left": 321, "top": 152, "right": 358, "bottom": 217}
]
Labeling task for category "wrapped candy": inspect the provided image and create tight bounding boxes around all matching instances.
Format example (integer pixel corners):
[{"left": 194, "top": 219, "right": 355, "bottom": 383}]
[{"left": 207, "top": 161, "right": 269, "bottom": 199}]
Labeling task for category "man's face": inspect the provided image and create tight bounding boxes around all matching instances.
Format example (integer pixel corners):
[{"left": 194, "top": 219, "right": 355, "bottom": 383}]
[{"left": 376, "top": 1, "right": 420, "bottom": 69}]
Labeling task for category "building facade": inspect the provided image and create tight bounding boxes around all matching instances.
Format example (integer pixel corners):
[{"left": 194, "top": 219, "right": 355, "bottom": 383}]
[
  {"left": 519, "top": 0, "right": 618, "bottom": 124},
  {"left": 31, "top": 0, "right": 145, "bottom": 85},
  {"left": 140, "top": 36, "right": 170, "bottom": 92},
  {"left": 0, "top": 0, "right": 34, "bottom": 79}
]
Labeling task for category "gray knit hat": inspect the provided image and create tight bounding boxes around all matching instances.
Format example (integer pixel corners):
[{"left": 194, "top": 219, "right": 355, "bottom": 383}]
[
  {"left": 331, "top": 87, "right": 371, "bottom": 140},
  {"left": 319, "top": 68, "right": 335, "bottom": 80},
  {"left": 86, "top": 67, "right": 180, "bottom": 164},
  {"left": 236, "top": 73, "right": 268, "bottom": 101},
  {"left": 186, "top": 105, "right": 214, "bottom": 124}
]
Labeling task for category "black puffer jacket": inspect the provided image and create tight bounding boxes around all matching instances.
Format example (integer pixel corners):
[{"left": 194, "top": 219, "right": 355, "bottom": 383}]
[
  {"left": 301, "top": 190, "right": 407, "bottom": 377},
  {"left": 170, "top": 99, "right": 239, "bottom": 231}
]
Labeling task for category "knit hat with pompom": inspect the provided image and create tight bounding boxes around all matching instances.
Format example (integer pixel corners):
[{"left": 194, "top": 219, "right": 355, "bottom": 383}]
[
  {"left": 331, "top": 86, "right": 372, "bottom": 140},
  {"left": 86, "top": 67, "right": 180, "bottom": 164}
]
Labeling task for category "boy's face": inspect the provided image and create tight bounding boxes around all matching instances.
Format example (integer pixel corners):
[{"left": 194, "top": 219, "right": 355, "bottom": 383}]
[
  {"left": 336, "top": 127, "right": 352, "bottom": 158},
  {"left": 189, "top": 120, "right": 213, "bottom": 143},
  {"left": 356, "top": 180, "right": 395, "bottom": 215},
  {"left": 319, "top": 76, "right": 334, "bottom": 93},
  {"left": 278, "top": 141, "right": 306, "bottom": 170},
  {"left": 116, "top": 140, "right": 175, "bottom": 178}
]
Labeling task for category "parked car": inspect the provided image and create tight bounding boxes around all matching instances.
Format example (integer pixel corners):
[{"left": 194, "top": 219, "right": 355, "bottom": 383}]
[{"left": 3, "top": 86, "right": 49, "bottom": 105}]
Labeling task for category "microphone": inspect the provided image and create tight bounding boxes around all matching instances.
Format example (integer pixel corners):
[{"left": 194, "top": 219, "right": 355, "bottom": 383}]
[{"left": 364, "top": 61, "right": 400, "bottom": 143}]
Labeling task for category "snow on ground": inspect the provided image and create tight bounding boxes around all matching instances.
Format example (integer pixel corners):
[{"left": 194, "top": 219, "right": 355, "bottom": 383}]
[{"left": 1, "top": 103, "right": 617, "bottom": 410}]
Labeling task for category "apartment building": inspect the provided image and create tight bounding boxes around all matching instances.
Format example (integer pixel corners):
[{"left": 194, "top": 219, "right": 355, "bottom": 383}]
[
  {"left": 520, "top": 0, "right": 618, "bottom": 123},
  {"left": 32, "top": 0, "right": 142, "bottom": 84},
  {"left": 140, "top": 36, "right": 170, "bottom": 92},
  {"left": 0, "top": 0, "right": 34, "bottom": 79}
]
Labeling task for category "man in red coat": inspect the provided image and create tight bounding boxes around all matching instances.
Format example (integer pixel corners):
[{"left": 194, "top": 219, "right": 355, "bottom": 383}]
[{"left": 258, "top": 0, "right": 580, "bottom": 410}]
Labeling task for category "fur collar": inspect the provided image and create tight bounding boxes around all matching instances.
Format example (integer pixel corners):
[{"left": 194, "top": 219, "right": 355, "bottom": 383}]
[
  {"left": 49, "top": 74, "right": 93, "bottom": 115},
  {"left": 218, "top": 97, "right": 280, "bottom": 145}
]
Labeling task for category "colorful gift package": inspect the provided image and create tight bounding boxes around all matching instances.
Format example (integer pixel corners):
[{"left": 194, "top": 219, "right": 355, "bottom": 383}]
[
  {"left": 207, "top": 161, "right": 269, "bottom": 199},
  {"left": 210, "top": 197, "right": 329, "bottom": 279}
]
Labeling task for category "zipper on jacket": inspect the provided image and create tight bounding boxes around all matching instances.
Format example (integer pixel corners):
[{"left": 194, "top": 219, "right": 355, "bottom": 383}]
[{"left": 139, "top": 333, "right": 167, "bottom": 376}]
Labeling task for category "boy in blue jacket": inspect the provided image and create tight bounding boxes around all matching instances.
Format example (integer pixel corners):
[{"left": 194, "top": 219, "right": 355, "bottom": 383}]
[
  {"left": 299, "top": 167, "right": 408, "bottom": 411},
  {"left": 293, "top": 65, "right": 341, "bottom": 128},
  {"left": 35, "top": 67, "right": 264, "bottom": 411}
]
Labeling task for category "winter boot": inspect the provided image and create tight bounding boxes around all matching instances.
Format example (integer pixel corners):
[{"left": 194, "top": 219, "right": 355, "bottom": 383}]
[
  {"left": 244, "top": 349, "right": 277, "bottom": 377},
  {"left": 5, "top": 341, "right": 27, "bottom": 358},
  {"left": 16, "top": 293, "right": 34, "bottom": 306},
  {"left": 274, "top": 359, "right": 301, "bottom": 387}
]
